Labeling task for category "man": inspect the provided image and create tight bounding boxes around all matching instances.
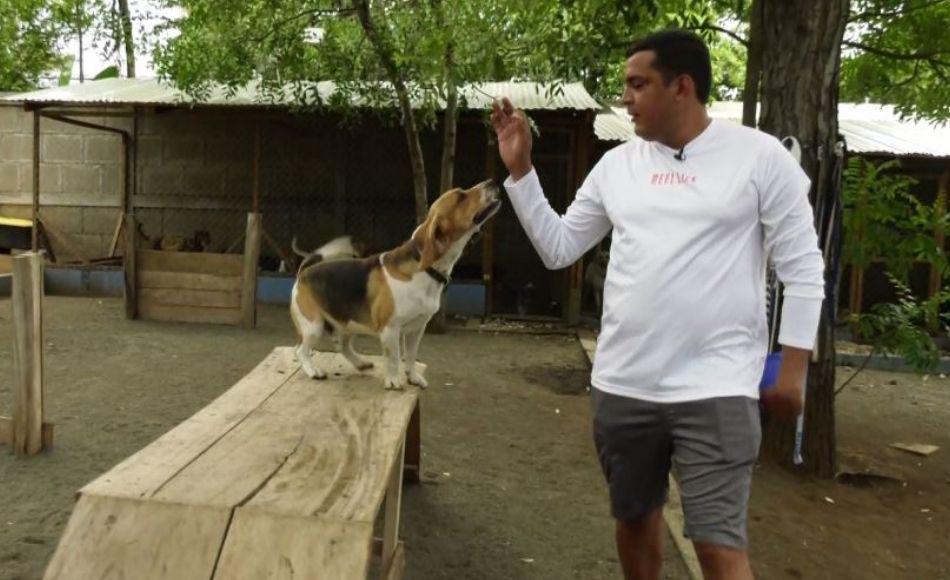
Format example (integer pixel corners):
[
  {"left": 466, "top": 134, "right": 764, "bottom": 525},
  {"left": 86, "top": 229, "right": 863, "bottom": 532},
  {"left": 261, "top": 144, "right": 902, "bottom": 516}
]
[{"left": 490, "top": 30, "right": 824, "bottom": 580}]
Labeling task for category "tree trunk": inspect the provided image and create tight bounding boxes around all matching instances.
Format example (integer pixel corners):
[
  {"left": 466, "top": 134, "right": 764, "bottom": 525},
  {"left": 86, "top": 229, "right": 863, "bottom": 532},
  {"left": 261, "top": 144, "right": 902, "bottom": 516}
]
[
  {"left": 741, "top": 0, "right": 762, "bottom": 128},
  {"left": 353, "top": 0, "right": 429, "bottom": 224},
  {"left": 440, "top": 57, "right": 458, "bottom": 192},
  {"left": 117, "top": 0, "right": 136, "bottom": 77},
  {"left": 758, "top": 0, "right": 849, "bottom": 478}
]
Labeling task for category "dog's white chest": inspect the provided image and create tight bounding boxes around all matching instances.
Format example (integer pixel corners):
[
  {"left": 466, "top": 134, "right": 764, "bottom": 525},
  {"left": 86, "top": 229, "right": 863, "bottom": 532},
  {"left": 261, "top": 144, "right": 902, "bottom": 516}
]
[{"left": 389, "top": 274, "right": 442, "bottom": 322}]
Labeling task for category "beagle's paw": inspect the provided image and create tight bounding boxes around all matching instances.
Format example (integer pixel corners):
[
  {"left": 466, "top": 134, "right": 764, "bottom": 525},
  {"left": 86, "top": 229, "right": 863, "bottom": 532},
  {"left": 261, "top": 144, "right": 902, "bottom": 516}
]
[
  {"left": 384, "top": 376, "right": 403, "bottom": 390},
  {"left": 407, "top": 371, "right": 428, "bottom": 389}
]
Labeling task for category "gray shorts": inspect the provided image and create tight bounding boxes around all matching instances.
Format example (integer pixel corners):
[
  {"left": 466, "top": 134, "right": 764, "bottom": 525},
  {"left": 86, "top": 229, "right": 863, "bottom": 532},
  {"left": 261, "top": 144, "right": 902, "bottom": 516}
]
[{"left": 591, "top": 388, "right": 761, "bottom": 548}]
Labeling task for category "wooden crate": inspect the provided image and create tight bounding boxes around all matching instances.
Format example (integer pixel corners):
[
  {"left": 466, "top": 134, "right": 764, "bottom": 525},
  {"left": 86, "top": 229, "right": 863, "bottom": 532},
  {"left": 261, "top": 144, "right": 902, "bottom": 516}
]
[{"left": 136, "top": 250, "right": 244, "bottom": 325}]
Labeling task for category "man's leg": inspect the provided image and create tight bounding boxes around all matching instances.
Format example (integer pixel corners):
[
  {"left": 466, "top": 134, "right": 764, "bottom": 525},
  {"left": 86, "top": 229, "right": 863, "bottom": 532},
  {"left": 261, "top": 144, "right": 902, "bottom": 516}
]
[
  {"left": 671, "top": 396, "right": 761, "bottom": 580},
  {"left": 615, "top": 507, "right": 665, "bottom": 580},
  {"left": 590, "top": 387, "right": 673, "bottom": 580},
  {"left": 693, "top": 543, "right": 753, "bottom": 580}
]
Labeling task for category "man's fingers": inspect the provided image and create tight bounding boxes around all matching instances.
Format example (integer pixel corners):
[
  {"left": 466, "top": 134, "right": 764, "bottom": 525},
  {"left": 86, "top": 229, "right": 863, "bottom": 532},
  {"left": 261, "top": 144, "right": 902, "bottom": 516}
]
[{"left": 502, "top": 97, "right": 514, "bottom": 116}]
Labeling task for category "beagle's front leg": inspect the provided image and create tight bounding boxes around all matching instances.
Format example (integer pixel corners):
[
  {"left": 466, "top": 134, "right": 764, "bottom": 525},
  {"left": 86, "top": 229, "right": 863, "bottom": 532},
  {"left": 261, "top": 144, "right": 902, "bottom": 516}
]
[
  {"left": 379, "top": 325, "right": 403, "bottom": 390},
  {"left": 402, "top": 322, "right": 428, "bottom": 388}
]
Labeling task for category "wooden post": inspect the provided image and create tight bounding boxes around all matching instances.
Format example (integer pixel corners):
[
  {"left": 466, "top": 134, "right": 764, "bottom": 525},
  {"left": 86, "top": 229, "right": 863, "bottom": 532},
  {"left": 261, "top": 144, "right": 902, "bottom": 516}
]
[
  {"left": 483, "top": 138, "right": 497, "bottom": 318},
  {"left": 242, "top": 212, "right": 262, "bottom": 328},
  {"left": 123, "top": 213, "right": 137, "bottom": 319},
  {"left": 929, "top": 171, "right": 948, "bottom": 300},
  {"left": 32, "top": 110, "right": 40, "bottom": 252},
  {"left": 252, "top": 121, "right": 261, "bottom": 215},
  {"left": 565, "top": 112, "right": 593, "bottom": 325},
  {"left": 11, "top": 252, "right": 44, "bottom": 456},
  {"left": 403, "top": 402, "right": 421, "bottom": 484},
  {"left": 381, "top": 438, "right": 406, "bottom": 577}
]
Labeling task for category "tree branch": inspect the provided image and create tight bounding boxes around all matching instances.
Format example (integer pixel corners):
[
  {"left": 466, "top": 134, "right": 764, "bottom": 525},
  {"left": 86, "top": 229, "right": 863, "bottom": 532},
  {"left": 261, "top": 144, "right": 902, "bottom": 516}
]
[
  {"left": 249, "top": 7, "right": 355, "bottom": 43},
  {"left": 849, "top": 0, "right": 946, "bottom": 23},
  {"left": 685, "top": 23, "right": 748, "bottom": 46},
  {"left": 842, "top": 40, "right": 950, "bottom": 65}
]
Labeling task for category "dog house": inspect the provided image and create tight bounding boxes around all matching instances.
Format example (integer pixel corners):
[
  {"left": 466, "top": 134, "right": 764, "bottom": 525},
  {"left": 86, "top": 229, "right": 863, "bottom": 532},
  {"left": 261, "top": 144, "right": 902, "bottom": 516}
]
[{"left": 2, "top": 79, "right": 602, "bottom": 324}]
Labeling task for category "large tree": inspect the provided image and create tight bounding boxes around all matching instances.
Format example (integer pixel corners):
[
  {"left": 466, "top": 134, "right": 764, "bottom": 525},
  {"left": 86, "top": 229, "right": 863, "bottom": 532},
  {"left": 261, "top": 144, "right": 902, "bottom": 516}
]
[{"left": 0, "top": 0, "right": 74, "bottom": 91}]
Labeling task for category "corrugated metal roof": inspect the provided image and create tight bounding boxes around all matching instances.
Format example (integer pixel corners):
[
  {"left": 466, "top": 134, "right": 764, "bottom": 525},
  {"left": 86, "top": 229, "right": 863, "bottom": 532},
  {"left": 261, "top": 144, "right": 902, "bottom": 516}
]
[
  {"left": 0, "top": 78, "right": 600, "bottom": 111},
  {"left": 596, "top": 103, "right": 950, "bottom": 158}
]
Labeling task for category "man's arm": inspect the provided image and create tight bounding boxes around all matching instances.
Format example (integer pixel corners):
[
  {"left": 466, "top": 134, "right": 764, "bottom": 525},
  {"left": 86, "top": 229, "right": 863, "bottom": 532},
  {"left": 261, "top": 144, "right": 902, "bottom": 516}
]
[
  {"left": 491, "top": 98, "right": 611, "bottom": 270},
  {"left": 758, "top": 138, "right": 826, "bottom": 420}
]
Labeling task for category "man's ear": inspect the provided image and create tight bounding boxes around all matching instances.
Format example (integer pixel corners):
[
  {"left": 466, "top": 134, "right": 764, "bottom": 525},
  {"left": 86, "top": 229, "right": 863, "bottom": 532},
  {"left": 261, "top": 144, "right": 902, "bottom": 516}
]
[{"left": 419, "top": 216, "right": 448, "bottom": 270}]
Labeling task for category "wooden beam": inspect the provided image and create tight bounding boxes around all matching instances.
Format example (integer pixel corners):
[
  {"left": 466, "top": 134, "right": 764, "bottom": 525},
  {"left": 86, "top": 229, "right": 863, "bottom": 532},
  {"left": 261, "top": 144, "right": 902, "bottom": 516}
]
[
  {"left": 32, "top": 111, "right": 40, "bottom": 251},
  {"left": 253, "top": 121, "right": 261, "bottom": 214},
  {"left": 565, "top": 112, "right": 593, "bottom": 325},
  {"left": 483, "top": 138, "right": 497, "bottom": 318},
  {"left": 242, "top": 212, "right": 262, "bottom": 328},
  {"left": 11, "top": 252, "right": 45, "bottom": 456},
  {"left": 929, "top": 171, "right": 948, "bottom": 299},
  {"left": 403, "top": 402, "right": 421, "bottom": 484},
  {"left": 124, "top": 213, "right": 137, "bottom": 319},
  {"left": 381, "top": 439, "right": 405, "bottom": 577},
  {"left": 108, "top": 212, "right": 124, "bottom": 257}
]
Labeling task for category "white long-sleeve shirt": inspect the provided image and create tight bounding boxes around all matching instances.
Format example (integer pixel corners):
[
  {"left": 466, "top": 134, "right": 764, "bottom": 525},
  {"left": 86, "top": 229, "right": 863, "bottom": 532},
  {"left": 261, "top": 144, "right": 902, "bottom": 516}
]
[{"left": 504, "top": 119, "right": 825, "bottom": 402}]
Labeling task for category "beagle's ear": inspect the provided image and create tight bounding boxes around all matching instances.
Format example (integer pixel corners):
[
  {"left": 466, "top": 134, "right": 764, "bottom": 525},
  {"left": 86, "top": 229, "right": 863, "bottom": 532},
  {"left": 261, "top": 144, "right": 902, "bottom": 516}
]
[{"left": 419, "top": 216, "right": 448, "bottom": 270}]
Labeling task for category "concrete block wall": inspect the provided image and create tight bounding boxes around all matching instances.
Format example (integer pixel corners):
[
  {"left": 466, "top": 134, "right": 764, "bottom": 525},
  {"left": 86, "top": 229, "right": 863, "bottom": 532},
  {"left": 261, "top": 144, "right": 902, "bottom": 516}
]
[{"left": 0, "top": 103, "right": 126, "bottom": 258}]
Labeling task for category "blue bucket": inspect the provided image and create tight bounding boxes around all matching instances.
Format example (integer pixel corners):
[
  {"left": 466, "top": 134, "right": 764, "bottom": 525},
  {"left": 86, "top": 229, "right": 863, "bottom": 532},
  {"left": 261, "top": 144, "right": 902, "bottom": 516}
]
[{"left": 759, "top": 351, "right": 783, "bottom": 391}]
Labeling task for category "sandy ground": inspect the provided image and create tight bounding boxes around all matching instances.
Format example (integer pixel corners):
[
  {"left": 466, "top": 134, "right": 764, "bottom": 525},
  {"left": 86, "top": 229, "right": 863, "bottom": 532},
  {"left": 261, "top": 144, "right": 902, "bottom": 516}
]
[
  {"left": 1, "top": 297, "right": 948, "bottom": 579},
  {"left": 0, "top": 297, "right": 687, "bottom": 580}
]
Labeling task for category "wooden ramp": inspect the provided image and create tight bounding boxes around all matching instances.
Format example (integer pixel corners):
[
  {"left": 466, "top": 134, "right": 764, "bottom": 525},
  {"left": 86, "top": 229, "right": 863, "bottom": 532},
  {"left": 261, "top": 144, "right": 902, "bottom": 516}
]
[{"left": 44, "top": 347, "right": 422, "bottom": 580}]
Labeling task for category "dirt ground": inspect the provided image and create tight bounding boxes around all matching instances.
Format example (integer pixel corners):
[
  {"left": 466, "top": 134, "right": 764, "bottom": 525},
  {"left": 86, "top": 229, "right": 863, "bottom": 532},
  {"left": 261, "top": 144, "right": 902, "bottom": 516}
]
[{"left": 0, "top": 297, "right": 948, "bottom": 579}]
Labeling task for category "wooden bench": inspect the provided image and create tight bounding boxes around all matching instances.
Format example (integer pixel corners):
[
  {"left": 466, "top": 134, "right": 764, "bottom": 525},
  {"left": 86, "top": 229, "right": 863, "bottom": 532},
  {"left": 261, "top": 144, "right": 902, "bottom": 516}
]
[{"left": 43, "top": 347, "right": 422, "bottom": 579}]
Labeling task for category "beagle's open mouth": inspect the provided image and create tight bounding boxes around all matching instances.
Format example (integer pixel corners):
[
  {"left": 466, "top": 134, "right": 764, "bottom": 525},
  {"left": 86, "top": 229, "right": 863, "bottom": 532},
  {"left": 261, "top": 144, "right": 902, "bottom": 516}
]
[{"left": 474, "top": 199, "right": 502, "bottom": 226}]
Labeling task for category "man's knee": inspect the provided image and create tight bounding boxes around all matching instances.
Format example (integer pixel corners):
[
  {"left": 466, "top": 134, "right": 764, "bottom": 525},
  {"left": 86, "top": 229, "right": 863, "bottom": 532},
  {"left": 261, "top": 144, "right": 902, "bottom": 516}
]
[{"left": 693, "top": 541, "right": 749, "bottom": 571}]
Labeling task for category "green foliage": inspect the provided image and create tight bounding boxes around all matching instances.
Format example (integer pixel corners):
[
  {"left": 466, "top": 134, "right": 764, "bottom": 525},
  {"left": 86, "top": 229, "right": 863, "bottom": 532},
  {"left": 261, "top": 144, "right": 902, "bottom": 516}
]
[
  {"left": 841, "top": 0, "right": 950, "bottom": 123},
  {"left": 0, "top": 0, "right": 75, "bottom": 91},
  {"left": 852, "top": 275, "right": 949, "bottom": 372},
  {"left": 841, "top": 157, "right": 948, "bottom": 281}
]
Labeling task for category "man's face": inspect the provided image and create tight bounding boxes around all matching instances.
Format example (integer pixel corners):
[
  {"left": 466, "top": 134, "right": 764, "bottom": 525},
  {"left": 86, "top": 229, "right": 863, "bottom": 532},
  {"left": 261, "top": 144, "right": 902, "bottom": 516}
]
[{"left": 621, "top": 50, "right": 677, "bottom": 142}]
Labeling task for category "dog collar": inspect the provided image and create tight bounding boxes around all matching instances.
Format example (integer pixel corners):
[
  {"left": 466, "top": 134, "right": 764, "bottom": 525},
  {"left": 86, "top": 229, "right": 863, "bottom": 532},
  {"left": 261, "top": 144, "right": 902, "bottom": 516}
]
[{"left": 410, "top": 244, "right": 451, "bottom": 287}]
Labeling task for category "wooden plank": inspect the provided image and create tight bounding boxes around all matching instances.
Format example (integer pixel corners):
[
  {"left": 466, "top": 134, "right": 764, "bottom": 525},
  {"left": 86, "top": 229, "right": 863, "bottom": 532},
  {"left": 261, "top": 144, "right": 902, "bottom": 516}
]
[
  {"left": 138, "top": 270, "right": 242, "bottom": 292},
  {"left": 138, "top": 249, "right": 243, "bottom": 276},
  {"left": 43, "top": 494, "right": 231, "bottom": 580},
  {"left": 403, "top": 403, "right": 421, "bottom": 483},
  {"left": 137, "top": 301, "right": 243, "bottom": 325},
  {"left": 890, "top": 442, "right": 940, "bottom": 457},
  {"left": 0, "top": 416, "right": 53, "bottom": 448},
  {"left": 37, "top": 214, "right": 90, "bottom": 265},
  {"left": 213, "top": 509, "right": 373, "bottom": 580},
  {"left": 108, "top": 212, "right": 124, "bottom": 257},
  {"left": 124, "top": 213, "right": 137, "bottom": 319},
  {"left": 82, "top": 349, "right": 298, "bottom": 499},
  {"left": 11, "top": 252, "right": 44, "bottom": 456},
  {"left": 385, "top": 541, "right": 406, "bottom": 580},
  {"left": 154, "top": 355, "right": 420, "bottom": 516},
  {"left": 241, "top": 213, "right": 261, "bottom": 328},
  {"left": 381, "top": 438, "right": 405, "bottom": 575},
  {"left": 0, "top": 254, "right": 11, "bottom": 276},
  {"left": 139, "top": 288, "right": 242, "bottom": 309}
]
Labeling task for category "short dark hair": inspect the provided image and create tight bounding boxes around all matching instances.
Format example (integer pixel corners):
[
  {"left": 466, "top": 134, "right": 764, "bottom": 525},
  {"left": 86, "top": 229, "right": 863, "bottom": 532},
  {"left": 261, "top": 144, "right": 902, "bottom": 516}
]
[{"left": 627, "top": 29, "right": 712, "bottom": 104}]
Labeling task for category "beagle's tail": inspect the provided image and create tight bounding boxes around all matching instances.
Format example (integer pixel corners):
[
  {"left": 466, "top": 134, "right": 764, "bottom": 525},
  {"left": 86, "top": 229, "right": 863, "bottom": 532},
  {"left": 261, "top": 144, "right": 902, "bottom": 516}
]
[{"left": 291, "top": 236, "right": 310, "bottom": 258}]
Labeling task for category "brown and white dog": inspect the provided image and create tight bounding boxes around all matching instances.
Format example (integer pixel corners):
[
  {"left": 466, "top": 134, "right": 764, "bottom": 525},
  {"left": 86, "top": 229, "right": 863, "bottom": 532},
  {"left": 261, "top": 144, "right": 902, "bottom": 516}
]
[{"left": 290, "top": 180, "right": 501, "bottom": 389}]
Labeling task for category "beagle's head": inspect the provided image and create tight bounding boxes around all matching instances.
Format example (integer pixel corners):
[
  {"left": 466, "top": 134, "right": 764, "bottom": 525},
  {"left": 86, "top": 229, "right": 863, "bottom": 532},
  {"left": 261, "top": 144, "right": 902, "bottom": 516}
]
[{"left": 417, "top": 180, "right": 502, "bottom": 269}]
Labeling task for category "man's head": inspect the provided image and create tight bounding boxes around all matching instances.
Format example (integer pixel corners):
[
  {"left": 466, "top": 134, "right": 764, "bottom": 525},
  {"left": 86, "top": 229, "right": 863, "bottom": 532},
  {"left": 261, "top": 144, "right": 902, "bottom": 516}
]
[{"left": 622, "top": 29, "right": 711, "bottom": 143}]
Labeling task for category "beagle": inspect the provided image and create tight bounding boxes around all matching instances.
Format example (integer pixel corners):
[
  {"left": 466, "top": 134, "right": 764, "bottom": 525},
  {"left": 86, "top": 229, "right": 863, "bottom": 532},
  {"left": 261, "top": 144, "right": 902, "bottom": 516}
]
[{"left": 290, "top": 180, "right": 501, "bottom": 389}]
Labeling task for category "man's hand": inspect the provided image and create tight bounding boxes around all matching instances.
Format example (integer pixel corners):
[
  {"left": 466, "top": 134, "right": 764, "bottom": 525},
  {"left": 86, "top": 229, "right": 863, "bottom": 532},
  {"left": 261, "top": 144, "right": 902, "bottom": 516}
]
[
  {"left": 761, "top": 347, "right": 808, "bottom": 421},
  {"left": 490, "top": 97, "right": 533, "bottom": 181}
]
